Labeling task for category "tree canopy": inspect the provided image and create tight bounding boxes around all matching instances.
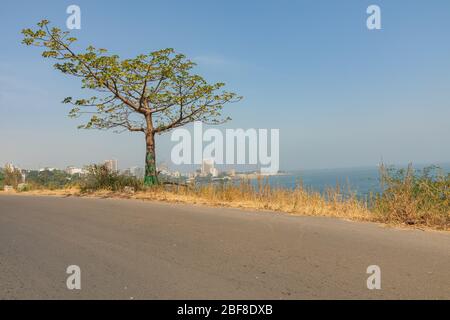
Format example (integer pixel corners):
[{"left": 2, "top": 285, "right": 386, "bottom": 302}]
[{"left": 22, "top": 20, "right": 241, "bottom": 134}]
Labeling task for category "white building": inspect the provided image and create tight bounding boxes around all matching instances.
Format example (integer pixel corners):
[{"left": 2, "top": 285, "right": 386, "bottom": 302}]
[
  {"left": 66, "top": 166, "right": 84, "bottom": 175},
  {"left": 104, "top": 159, "right": 118, "bottom": 172},
  {"left": 39, "top": 167, "right": 56, "bottom": 172}
]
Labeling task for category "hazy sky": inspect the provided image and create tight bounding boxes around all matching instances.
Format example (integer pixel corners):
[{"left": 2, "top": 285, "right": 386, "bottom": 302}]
[{"left": 1, "top": 0, "right": 449, "bottom": 171}]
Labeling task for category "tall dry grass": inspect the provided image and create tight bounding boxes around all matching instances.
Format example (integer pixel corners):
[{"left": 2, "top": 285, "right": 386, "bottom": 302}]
[
  {"left": 130, "top": 177, "right": 372, "bottom": 222},
  {"left": 373, "top": 164, "right": 449, "bottom": 228}
]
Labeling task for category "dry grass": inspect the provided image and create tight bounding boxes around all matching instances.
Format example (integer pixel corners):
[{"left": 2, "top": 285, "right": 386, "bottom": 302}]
[{"left": 0, "top": 181, "right": 373, "bottom": 224}]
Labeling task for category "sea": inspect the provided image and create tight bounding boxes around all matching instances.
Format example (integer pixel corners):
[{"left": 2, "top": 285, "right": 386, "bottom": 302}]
[{"left": 244, "top": 164, "right": 450, "bottom": 198}]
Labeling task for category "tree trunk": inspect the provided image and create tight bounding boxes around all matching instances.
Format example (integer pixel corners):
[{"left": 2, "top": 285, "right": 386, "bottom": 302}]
[{"left": 144, "top": 131, "right": 158, "bottom": 186}]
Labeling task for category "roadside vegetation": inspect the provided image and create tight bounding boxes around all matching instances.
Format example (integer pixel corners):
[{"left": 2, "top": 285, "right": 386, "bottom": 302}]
[
  {"left": 374, "top": 164, "right": 449, "bottom": 228},
  {"left": 1, "top": 164, "right": 448, "bottom": 230},
  {"left": 79, "top": 164, "right": 143, "bottom": 193},
  {"left": 25, "top": 169, "right": 79, "bottom": 190}
]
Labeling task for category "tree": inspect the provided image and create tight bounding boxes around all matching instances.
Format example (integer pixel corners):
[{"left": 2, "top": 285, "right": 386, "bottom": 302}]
[
  {"left": 26, "top": 169, "right": 72, "bottom": 189},
  {"left": 22, "top": 20, "right": 242, "bottom": 185}
]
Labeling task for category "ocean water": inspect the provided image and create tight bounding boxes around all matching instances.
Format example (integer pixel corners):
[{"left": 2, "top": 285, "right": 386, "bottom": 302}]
[{"left": 250, "top": 164, "right": 450, "bottom": 198}]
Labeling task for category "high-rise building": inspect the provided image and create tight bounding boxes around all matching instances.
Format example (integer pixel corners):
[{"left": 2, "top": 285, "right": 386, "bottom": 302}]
[{"left": 104, "top": 159, "right": 118, "bottom": 172}]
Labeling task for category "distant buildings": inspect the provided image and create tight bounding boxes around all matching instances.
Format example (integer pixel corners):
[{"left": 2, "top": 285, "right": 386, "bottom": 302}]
[
  {"left": 39, "top": 167, "right": 57, "bottom": 172},
  {"left": 2, "top": 160, "right": 274, "bottom": 185},
  {"left": 104, "top": 159, "right": 118, "bottom": 172},
  {"left": 66, "top": 166, "right": 85, "bottom": 175},
  {"left": 3, "top": 158, "right": 277, "bottom": 184},
  {"left": 156, "top": 162, "right": 171, "bottom": 176}
]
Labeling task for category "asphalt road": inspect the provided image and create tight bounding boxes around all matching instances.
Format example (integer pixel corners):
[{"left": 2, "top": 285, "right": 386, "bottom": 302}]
[{"left": 0, "top": 194, "right": 449, "bottom": 299}]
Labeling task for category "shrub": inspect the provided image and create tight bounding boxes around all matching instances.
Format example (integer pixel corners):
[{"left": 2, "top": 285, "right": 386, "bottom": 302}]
[
  {"left": 79, "top": 164, "right": 143, "bottom": 192},
  {"left": 374, "top": 164, "right": 450, "bottom": 228},
  {"left": 25, "top": 169, "right": 73, "bottom": 190},
  {"left": 17, "top": 183, "right": 32, "bottom": 192}
]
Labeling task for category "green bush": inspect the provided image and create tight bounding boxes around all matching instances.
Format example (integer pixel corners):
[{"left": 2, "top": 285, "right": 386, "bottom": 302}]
[
  {"left": 25, "top": 169, "right": 73, "bottom": 189},
  {"left": 79, "top": 164, "right": 143, "bottom": 193}
]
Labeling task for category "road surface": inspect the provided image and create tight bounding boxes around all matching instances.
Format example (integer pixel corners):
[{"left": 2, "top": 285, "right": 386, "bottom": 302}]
[{"left": 0, "top": 194, "right": 449, "bottom": 299}]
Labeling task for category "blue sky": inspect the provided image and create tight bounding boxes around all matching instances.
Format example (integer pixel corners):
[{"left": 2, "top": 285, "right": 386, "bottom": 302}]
[{"left": 1, "top": 0, "right": 449, "bottom": 171}]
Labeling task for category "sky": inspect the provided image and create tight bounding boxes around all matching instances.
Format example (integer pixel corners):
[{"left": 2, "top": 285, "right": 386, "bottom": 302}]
[{"left": 0, "top": 0, "right": 450, "bottom": 171}]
